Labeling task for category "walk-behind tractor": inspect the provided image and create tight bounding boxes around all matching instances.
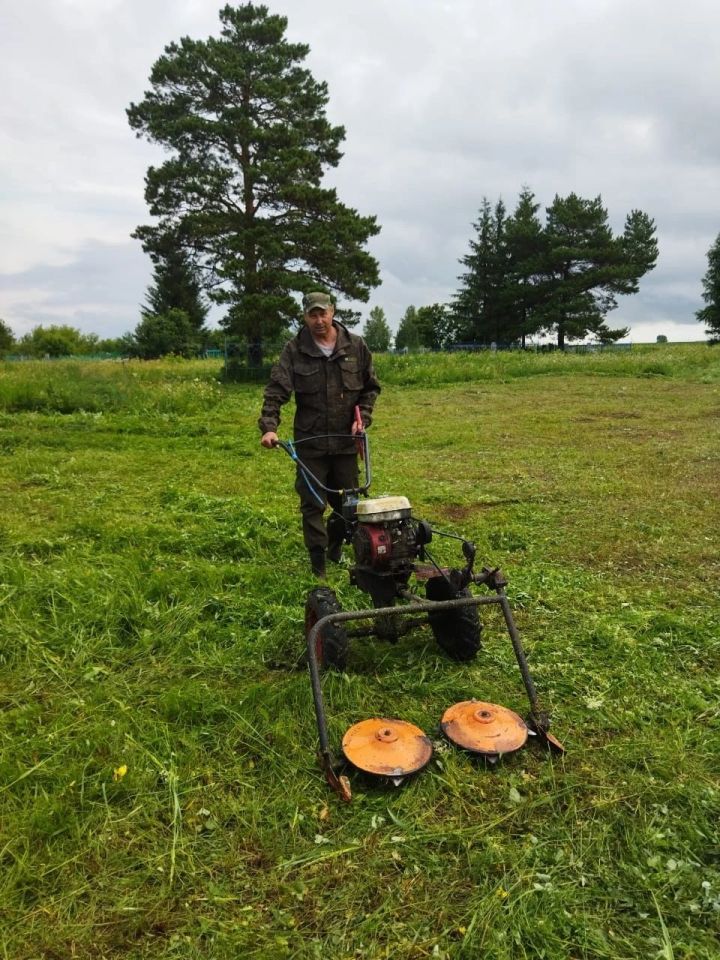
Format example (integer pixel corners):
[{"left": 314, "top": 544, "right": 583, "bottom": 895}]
[{"left": 277, "top": 413, "right": 564, "bottom": 802}]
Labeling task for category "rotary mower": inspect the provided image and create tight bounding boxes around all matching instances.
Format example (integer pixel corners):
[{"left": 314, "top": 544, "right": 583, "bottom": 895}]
[{"left": 276, "top": 411, "right": 564, "bottom": 802}]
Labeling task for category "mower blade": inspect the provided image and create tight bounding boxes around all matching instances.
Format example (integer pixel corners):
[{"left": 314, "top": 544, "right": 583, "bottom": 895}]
[
  {"left": 525, "top": 713, "right": 566, "bottom": 754},
  {"left": 541, "top": 731, "right": 566, "bottom": 754},
  {"left": 325, "top": 766, "right": 352, "bottom": 802}
]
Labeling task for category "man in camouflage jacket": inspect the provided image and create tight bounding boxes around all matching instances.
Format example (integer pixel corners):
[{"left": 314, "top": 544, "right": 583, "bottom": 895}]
[{"left": 259, "top": 292, "right": 381, "bottom": 576}]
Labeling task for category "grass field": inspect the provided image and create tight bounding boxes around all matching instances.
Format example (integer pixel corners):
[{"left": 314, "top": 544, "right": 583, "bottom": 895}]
[{"left": 1, "top": 345, "right": 719, "bottom": 959}]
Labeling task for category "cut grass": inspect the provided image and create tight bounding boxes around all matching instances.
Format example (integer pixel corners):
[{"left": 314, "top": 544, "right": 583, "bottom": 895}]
[{"left": 0, "top": 346, "right": 719, "bottom": 958}]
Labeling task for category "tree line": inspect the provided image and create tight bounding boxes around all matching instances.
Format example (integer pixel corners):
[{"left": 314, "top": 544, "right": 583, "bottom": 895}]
[
  {"left": 451, "top": 190, "right": 659, "bottom": 349},
  {"left": 5, "top": 215, "right": 718, "bottom": 360},
  {"left": 120, "top": 3, "right": 717, "bottom": 354},
  {"left": 360, "top": 187, "right": 664, "bottom": 352},
  {"left": 0, "top": 321, "right": 121, "bottom": 359}
]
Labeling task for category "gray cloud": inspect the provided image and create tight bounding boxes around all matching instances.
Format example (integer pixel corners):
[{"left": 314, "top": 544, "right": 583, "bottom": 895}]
[
  {"left": 0, "top": 0, "right": 716, "bottom": 342},
  {"left": 0, "top": 241, "right": 150, "bottom": 336}
]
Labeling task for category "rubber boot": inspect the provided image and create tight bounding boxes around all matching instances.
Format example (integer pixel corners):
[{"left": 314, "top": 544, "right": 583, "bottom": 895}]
[
  {"left": 327, "top": 515, "right": 346, "bottom": 564},
  {"left": 327, "top": 540, "right": 343, "bottom": 564},
  {"left": 309, "top": 547, "right": 326, "bottom": 578}
]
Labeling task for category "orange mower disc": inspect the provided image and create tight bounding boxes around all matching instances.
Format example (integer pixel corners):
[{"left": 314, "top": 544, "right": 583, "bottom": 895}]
[
  {"left": 342, "top": 718, "right": 433, "bottom": 777},
  {"left": 441, "top": 700, "right": 528, "bottom": 757}
]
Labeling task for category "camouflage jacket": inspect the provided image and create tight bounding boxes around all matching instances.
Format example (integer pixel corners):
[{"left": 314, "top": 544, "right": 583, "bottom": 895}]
[{"left": 258, "top": 322, "right": 381, "bottom": 455}]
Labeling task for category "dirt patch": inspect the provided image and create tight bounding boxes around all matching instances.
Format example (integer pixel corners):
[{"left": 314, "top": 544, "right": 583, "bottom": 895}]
[{"left": 572, "top": 411, "right": 642, "bottom": 422}]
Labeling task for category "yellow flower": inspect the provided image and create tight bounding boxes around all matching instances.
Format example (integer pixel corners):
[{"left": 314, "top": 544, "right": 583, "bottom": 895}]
[{"left": 113, "top": 764, "right": 128, "bottom": 781}]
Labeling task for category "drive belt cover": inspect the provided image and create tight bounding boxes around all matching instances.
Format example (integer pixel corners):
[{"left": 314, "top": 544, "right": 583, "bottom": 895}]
[
  {"left": 441, "top": 700, "right": 528, "bottom": 756},
  {"left": 342, "top": 718, "right": 433, "bottom": 776}
]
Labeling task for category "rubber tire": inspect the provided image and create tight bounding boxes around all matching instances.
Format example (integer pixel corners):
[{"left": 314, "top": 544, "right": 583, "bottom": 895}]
[
  {"left": 305, "top": 586, "right": 349, "bottom": 671},
  {"left": 426, "top": 576, "right": 482, "bottom": 662}
]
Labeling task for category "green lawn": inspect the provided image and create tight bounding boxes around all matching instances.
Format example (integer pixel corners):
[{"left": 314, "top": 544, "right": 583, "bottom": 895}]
[{"left": 1, "top": 346, "right": 718, "bottom": 959}]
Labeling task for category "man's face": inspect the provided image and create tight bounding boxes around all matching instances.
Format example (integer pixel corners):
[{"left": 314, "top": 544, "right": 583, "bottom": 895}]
[{"left": 304, "top": 305, "right": 335, "bottom": 339}]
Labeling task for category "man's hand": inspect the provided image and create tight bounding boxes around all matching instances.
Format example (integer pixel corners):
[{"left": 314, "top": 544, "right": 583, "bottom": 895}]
[
  {"left": 351, "top": 409, "right": 365, "bottom": 436},
  {"left": 261, "top": 431, "right": 279, "bottom": 448}
]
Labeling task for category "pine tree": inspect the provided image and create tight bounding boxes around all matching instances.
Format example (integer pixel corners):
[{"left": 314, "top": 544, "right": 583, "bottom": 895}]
[
  {"left": 696, "top": 232, "right": 720, "bottom": 342},
  {"left": 127, "top": 3, "right": 380, "bottom": 348},
  {"left": 541, "top": 194, "right": 656, "bottom": 348},
  {"left": 362, "top": 306, "right": 392, "bottom": 352}
]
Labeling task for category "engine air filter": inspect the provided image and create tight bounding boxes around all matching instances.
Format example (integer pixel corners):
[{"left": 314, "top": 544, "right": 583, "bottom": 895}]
[{"left": 356, "top": 496, "right": 412, "bottom": 523}]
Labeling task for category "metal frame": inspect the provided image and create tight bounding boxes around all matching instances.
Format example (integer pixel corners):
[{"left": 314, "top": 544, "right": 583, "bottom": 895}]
[
  {"left": 274, "top": 430, "right": 563, "bottom": 800},
  {"left": 306, "top": 571, "right": 563, "bottom": 801}
]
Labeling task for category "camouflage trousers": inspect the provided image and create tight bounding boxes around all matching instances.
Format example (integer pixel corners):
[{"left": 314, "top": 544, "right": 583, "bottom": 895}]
[{"left": 294, "top": 454, "right": 358, "bottom": 551}]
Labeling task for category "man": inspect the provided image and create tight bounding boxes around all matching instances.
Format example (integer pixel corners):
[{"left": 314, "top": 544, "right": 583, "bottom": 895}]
[{"left": 259, "top": 292, "right": 381, "bottom": 576}]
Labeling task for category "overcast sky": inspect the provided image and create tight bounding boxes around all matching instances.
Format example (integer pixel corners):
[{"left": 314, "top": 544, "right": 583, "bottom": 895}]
[{"left": 1, "top": 0, "right": 718, "bottom": 343}]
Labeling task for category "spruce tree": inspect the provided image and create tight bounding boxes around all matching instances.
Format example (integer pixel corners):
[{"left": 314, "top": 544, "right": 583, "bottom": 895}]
[
  {"left": 362, "top": 307, "right": 392, "bottom": 352},
  {"left": 452, "top": 199, "right": 492, "bottom": 343},
  {"left": 504, "top": 187, "right": 546, "bottom": 346},
  {"left": 143, "top": 235, "right": 208, "bottom": 333},
  {"left": 616, "top": 210, "right": 659, "bottom": 294},
  {"left": 452, "top": 199, "right": 510, "bottom": 344},
  {"left": 696, "top": 232, "right": 720, "bottom": 342},
  {"left": 127, "top": 3, "right": 380, "bottom": 349},
  {"left": 395, "top": 306, "right": 421, "bottom": 351},
  {"left": 542, "top": 194, "right": 612, "bottom": 348}
]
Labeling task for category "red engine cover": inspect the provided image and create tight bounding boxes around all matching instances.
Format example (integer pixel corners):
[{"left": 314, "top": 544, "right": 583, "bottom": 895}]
[{"left": 362, "top": 524, "right": 393, "bottom": 566}]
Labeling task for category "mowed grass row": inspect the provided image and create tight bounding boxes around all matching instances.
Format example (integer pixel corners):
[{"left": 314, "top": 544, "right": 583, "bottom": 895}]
[{"left": 0, "top": 347, "right": 718, "bottom": 959}]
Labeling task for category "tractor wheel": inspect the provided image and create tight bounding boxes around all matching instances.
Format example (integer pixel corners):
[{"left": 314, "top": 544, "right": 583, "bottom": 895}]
[
  {"left": 426, "top": 576, "right": 482, "bottom": 662},
  {"left": 305, "top": 587, "right": 349, "bottom": 671}
]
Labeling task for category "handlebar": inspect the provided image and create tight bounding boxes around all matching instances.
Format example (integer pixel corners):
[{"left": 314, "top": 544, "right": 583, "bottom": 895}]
[{"left": 274, "top": 432, "right": 372, "bottom": 499}]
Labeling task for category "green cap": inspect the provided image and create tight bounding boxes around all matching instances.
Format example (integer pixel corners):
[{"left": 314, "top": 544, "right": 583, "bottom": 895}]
[{"left": 303, "top": 291, "right": 333, "bottom": 312}]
